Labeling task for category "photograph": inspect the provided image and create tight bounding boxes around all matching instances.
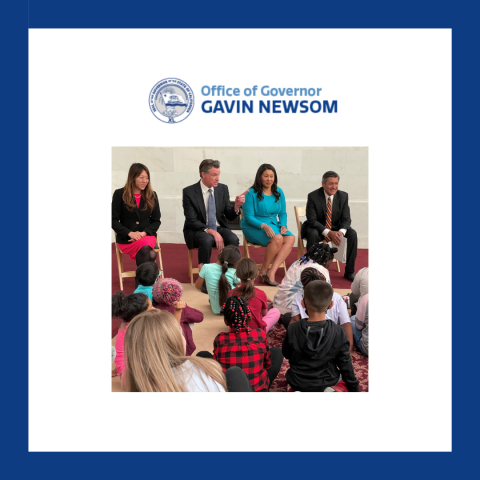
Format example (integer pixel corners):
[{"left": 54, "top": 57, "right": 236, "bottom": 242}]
[{"left": 111, "top": 146, "right": 369, "bottom": 393}]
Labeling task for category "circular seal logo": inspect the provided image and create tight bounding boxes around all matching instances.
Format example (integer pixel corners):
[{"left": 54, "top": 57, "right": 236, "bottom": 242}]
[{"left": 149, "top": 78, "right": 194, "bottom": 124}]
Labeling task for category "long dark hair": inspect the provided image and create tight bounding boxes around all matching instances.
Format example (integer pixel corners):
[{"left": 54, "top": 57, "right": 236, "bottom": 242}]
[
  {"left": 122, "top": 163, "right": 156, "bottom": 213},
  {"left": 217, "top": 245, "right": 242, "bottom": 308},
  {"left": 233, "top": 258, "right": 258, "bottom": 302},
  {"left": 112, "top": 292, "right": 150, "bottom": 323},
  {"left": 251, "top": 163, "right": 280, "bottom": 202}
]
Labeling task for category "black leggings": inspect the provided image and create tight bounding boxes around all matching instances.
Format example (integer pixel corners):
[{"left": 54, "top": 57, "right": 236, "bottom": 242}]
[
  {"left": 197, "top": 347, "right": 284, "bottom": 391},
  {"left": 135, "top": 245, "right": 157, "bottom": 267},
  {"left": 225, "top": 367, "right": 252, "bottom": 392},
  {"left": 267, "top": 347, "right": 284, "bottom": 384}
]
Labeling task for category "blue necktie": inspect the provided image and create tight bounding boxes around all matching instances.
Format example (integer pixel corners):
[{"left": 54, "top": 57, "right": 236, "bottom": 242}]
[{"left": 208, "top": 189, "right": 217, "bottom": 231}]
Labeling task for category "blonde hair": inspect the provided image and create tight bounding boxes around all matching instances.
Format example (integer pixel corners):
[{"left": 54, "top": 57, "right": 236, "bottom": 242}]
[{"left": 124, "top": 310, "right": 227, "bottom": 392}]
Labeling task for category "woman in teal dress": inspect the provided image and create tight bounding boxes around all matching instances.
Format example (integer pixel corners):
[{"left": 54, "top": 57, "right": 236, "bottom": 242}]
[{"left": 241, "top": 164, "right": 295, "bottom": 286}]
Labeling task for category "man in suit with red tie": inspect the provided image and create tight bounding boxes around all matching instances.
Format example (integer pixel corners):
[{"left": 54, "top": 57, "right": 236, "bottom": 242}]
[{"left": 300, "top": 171, "right": 358, "bottom": 281}]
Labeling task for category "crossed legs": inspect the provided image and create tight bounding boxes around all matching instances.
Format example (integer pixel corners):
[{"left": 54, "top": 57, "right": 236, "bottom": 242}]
[
  {"left": 135, "top": 245, "right": 156, "bottom": 266},
  {"left": 134, "top": 245, "right": 157, "bottom": 288},
  {"left": 260, "top": 235, "right": 295, "bottom": 282}
]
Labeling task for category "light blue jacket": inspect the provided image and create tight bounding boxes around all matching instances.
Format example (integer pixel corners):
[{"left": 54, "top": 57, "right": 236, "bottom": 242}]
[{"left": 241, "top": 187, "right": 288, "bottom": 230}]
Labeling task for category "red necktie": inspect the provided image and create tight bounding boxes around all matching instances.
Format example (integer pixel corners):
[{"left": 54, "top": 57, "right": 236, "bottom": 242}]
[{"left": 326, "top": 197, "right": 332, "bottom": 230}]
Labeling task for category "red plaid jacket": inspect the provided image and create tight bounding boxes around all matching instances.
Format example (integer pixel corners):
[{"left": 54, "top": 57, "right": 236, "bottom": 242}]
[{"left": 213, "top": 328, "right": 272, "bottom": 392}]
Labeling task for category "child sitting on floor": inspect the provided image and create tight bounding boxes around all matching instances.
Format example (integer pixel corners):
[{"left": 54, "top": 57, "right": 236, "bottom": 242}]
[
  {"left": 197, "top": 296, "right": 284, "bottom": 392},
  {"left": 351, "top": 293, "right": 369, "bottom": 357},
  {"left": 229, "top": 258, "right": 280, "bottom": 333},
  {"left": 273, "top": 243, "right": 336, "bottom": 314},
  {"left": 134, "top": 261, "right": 160, "bottom": 301},
  {"left": 195, "top": 245, "right": 241, "bottom": 314},
  {"left": 282, "top": 281, "right": 359, "bottom": 392},
  {"left": 349, "top": 267, "right": 369, "bottom": 316},
  {"left": 112, "top": 291, "right": 153, "bottom": 378},
  {"left": 124, "top": 310, "right": 228, "bottom": 392},
  {"left": 152, "top": 278, "right": 204, "bottom": 356},
  {"left": 286, "top": 267, "right": 354, "bottom": 353}
]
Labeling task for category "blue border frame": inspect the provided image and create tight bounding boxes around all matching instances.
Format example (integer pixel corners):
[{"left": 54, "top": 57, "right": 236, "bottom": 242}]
[{"left": 5, "top": 0, "right": 472, "bottom": 476}]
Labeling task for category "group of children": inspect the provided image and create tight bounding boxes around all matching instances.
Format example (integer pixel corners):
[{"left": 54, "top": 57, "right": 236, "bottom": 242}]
[{"left": 111, "top": 243, "right": 369, "bottom": 392}]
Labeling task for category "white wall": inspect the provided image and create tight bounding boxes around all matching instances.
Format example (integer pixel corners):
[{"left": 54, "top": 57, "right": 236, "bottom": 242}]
[{"left": 112, "top": 147, "right": 368, "bottom": 248}]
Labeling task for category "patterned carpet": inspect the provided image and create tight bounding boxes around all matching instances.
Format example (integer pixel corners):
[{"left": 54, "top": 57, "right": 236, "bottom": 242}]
[{"left": 267, "top": 322, "right": 369, "bottom": 392}]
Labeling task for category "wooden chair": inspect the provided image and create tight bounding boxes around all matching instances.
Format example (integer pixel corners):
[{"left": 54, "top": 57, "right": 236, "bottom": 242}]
[
  {"left": 240, "top": 212, "right": 287, "bottom": 275},
  {"left": 154, "top": 242, "right": 164, "bottom": 279},
  {"left": 188, "top": 247, "right": 217, "bottom": 284},
  {"left": 114, "top": 234, "right": 164, "bottom": 291},
  {"left": 294, "top": 206, "right": 341, "bottom": 272}
]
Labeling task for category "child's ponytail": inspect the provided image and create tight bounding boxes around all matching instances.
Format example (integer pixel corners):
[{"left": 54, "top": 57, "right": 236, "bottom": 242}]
[
  {"left": 217, "top": 245, "right": 242, "bottom": 308},
  {"left": 234, "top": 258, "right": 258, "bottom": 302},
  {"left": 112, "top": 291, "right": 127, "bottom": 319}
]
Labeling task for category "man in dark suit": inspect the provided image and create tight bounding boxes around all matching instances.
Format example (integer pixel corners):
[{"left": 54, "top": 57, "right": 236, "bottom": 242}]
[
  {"left": 301, "top": 171, "right": 358, "bottom": 281},
  {"left": 183, "top": 159, "right": 245, "bottom": 267}
]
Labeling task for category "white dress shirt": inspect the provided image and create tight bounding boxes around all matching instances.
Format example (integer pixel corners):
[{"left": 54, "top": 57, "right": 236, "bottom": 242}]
[
  {"left": 290, "top": 291, "right": 350, "bottom": 325},
  {"left": 322, "top": 191, "right": 347, "bottom": 238},
  {"left": 200, "top": 180, "right": 220, "bottom": 228}
]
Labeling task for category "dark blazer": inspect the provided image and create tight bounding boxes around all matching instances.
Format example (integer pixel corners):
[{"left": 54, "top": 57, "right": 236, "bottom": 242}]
[
  {"left": 301, "top": 187, "right": 351, "bottom": 238},
  {"left": 112, "top": 188, "right": 161, "bottom": 244},
  {"left": 182, "top": 181, "right": 238, "bottom": 249}
]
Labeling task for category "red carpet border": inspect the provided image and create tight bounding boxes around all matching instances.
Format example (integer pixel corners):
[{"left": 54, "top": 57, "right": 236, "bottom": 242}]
[{"left": 112, "top": 243, "right": 369, "bottom": 295}]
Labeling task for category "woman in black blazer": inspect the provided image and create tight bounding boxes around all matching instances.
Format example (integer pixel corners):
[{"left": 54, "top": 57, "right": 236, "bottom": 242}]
[{"left": 112, "top": 163, "right": 161, "bottom": 266}]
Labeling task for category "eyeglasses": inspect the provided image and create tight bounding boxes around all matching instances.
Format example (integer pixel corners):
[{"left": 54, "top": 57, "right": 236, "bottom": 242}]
[{"left": 137, "top": 176, "right": 149, "bottom": 181}]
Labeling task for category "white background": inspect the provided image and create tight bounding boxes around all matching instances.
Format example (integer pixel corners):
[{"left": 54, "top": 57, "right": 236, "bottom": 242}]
[{"left": 29, "top": 29, "right": 451, "bottom": 451}]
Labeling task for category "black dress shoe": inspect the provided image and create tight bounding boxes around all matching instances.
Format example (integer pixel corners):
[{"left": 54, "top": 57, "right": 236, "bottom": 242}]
[
  {"left": 260, "top": 274, "right": 279, "bottom": 287},
  {"left": 344, "top": 272, "right": 355, "bottom": 282}
]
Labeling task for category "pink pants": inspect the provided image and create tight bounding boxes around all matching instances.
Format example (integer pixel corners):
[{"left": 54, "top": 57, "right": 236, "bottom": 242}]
[{"left": 263, "top": 308, "right": 281, "bottom": 333}]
